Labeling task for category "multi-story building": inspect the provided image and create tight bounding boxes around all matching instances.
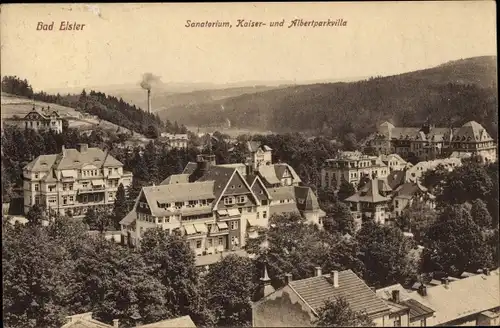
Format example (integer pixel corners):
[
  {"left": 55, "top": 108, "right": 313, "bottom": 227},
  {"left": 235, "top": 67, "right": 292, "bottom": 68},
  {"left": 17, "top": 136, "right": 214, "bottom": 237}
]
[
  {"left": 367, "top": 121, "right": 497, "bottom": 162},
  {"left": 344, "top": 178, "right": 393, "bottom": 226},
  {"left": 4, "top": 105, "right": 63, "bottom": 134},
  {"left": 252, "top": 267, "right": 395, "bottom": 327},
  {"left": 376, "top": 269, "right": 500, "bottom": 326},
  {"left": 160, "top": 133, "right": 188, "bottom": 149},
  {"left": 404, "top": 158, "right": 462, "bottom": 183},
  {"left": 245, "top": 141, "right": 273, "bottom": 170},
  {"left": 120, "top": 146, "right": 325, "bottom": 266},
  {"left": 320, "top": 151, "right": 389, "bottom": 190},
  {"left": 23, "top": 144, "right": 133, "bottom": 217}
]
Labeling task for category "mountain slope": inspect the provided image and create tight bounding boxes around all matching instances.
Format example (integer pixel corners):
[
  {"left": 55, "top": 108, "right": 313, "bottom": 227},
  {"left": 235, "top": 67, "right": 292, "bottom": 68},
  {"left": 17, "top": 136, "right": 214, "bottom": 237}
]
[{"left": 158, "top": 56, "right": 497, "bottom": 140}]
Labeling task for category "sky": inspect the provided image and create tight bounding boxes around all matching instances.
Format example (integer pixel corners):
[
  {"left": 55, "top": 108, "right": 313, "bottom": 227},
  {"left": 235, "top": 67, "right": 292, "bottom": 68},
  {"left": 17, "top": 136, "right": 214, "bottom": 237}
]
[{"left": 1, "top": 2, "right": 497, "bottom": 91}]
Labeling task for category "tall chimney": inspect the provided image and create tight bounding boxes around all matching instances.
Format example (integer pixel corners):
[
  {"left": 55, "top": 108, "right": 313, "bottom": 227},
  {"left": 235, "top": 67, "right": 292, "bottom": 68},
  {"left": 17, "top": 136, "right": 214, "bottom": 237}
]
[
  {"left": 147, "top": 89, "right": 151, "bottom": 114},
  {"left": 314, "top": 266, "right": 322, "bottom": 277},
  {"left": 441, "top": 277, "right": 449, "bottom": 287},
  {"left": 259, "top": 265, "right": 275, "bottom": 299},
  {"left": 418, "top": 284, "right": 427, "bottom": 296},
  {"left": 392, "top": 290, "right": 400, "bottom": 303},
  {"left": 484, "top": 268, "right": 490, "bottom": 276},
  {"left": 113, "top": 319, "right": 119, "bottom": 328},
  {"left": 331, "top": 270, "right": 339, "bottom": 288},
  {"left": 285, "top": 273, "right": 293, "bottom": 285}
]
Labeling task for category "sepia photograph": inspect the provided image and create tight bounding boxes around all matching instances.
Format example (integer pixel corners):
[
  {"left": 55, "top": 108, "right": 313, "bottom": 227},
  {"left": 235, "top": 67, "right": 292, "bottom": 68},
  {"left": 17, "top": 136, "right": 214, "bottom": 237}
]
[{"left": 1, "top": 2, "right": 498, "bottom": 327}]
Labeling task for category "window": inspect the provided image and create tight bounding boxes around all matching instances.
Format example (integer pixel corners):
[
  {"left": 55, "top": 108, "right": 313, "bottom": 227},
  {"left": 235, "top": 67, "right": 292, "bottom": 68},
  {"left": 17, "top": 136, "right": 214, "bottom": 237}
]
[
  {"left": 69, "top": 196, "right": 74, "bottom": 202},
  {"left": 218, "top": 237, "right": 223, "bottom": 246},
  {"left": 35, "top": 196, "right": 40, "bottom": 205},
  {"left": 34, "top": 184, "right": 39, "bottom": 191},
  {"left": 163, "top": 217, "right": 170, "bottom": 223},
  {"left": 393, "top": 316, "right": 401, "bottom": 327},
  {"left": 224, "top": 196, "right": 235, "bottom": 205},
  {"left": 208, "top": 238, "right": 213, "bottom": 247},
  {"left": 280, "top": 200, "right": 285, "bottom": 204},
  {"left": 420, "top": 319, "right": 426, "bottom": 327},
  {"left": 35, "top": 173, "right": 39, "bottom": 179},
  {"left": 69, "top": 184, "right": 73, "bottom": 190},
  {"left": 261, "top": 199, "right": 268, "bottom": 206},
  {"left": 63, "top": 197, "right": 67, "bottom": 205},
  {"left": 257, "top": 212, "right": 260, "bottom": 219},
  {"left": 263, "top": 211, "right": 267, "bottom": 219},
  {"left": 230, "top": 185, "right": 235, "bottom": 189},
  {"left": 189, "top": 200, "right": 196, "bottom": 206},
  {"left": 237, "top": 195, "right": 246, "bottom": 203},
  {"left": 196, "top": 240, "right": 202, "bottom": 249},
  {"left": 49, "top": 185, "right": 56, "bottom": 192},
  {"left": 230, "top": 221, "right": 238, "bottom": 230},
  {"left": 231, "top": 236, "right": 235, "bottom": 245},
  {"left": 82, "top": 182, "right": 89, "bottom": 188},
  {"left": 175, "top": 202, "right": 183, "bottom": 208},
  {"left": 247, "top": 207, "right": 252, "bottom": 213}
]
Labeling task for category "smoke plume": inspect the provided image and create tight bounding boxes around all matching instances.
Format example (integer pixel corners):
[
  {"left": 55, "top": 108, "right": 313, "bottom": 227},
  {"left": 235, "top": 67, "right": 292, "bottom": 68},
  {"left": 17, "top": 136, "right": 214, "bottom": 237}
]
[{"left": 140, "top": 73, "right": 161, "bottom": 90}]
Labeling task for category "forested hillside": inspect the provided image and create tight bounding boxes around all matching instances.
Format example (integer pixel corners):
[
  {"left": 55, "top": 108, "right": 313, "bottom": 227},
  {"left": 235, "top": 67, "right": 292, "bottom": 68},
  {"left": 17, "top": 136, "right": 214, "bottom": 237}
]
[
  {"left": 1, "top": 76, "right": 186, "bottom": 136},
  {"left": 159, "top": 56, "right": 498, "bottom": 140}
]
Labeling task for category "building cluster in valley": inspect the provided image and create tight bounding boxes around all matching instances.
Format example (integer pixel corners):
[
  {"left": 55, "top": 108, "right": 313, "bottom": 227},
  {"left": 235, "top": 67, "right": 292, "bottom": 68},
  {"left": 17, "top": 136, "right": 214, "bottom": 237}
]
[
  {"left": 16, "top": 119, "right": 499, "bottom": 328},
  {"left": 119, "top": 141, "right": 326, "bottom": 271}
]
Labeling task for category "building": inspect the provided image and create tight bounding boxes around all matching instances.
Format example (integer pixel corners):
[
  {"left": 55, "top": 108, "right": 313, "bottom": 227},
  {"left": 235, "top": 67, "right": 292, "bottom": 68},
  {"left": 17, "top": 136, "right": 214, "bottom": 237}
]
[
  {"left": 376, "top": 269, "right": 500, "bottom": 326},
  {"left": 375, "top": 286, "right": 435, "bottom": 327},
  {"left": 120, "top": 146, "right": 325, "bottom": 267},
  {"left": 404, "top": 158, "right": 462, "bottom": 183},
  {"left": 320, "top": 151, "right": 390, "bottom": 190},
  {"left": 4, "top": 105, "right": 63, "bottom": 133},
  {"left": 391, "top": 182, "right": 435, "bottom": 217},
  {"left": 378, "top": 153, "right": 410, "bottom": 171},
  {"left": 252, "top": 267, "right": 396, "bottom": 327},
  {"left": 23, "top": 144, "right": 133, "bottom": 217},
  {"left": 159, "top": 133, "right": 188, "bottom": 149},
  {"left": 367, "top": 121, "right": 497, "bottom": 162},
  {"left": 344, "top": 179, "right": 393, "bottom": 226},
  {"left": 61, "top": 313, "right": 196, "bottom": 328},
  {"left": 135, "top": 315, "right": 196, "bottom": 328},
  {"left": 245, "top": 141, "right": 273, "bottom": 170},
  {"left": 61, "top": 312, "right": 117, "bottom": 328}
]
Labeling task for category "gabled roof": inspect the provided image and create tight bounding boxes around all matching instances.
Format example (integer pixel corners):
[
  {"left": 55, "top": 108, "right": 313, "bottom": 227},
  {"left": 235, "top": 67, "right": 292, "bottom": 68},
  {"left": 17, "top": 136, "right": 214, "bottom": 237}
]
[
  {"left": 400, "top": 299, "right": 435, "bottom": 321},
  {"left": 246, "top": 140, "right": 263, "bottom": 153},
  {"left": 294, "top": 186, "right": 321, "bottom": 213},
  {"left": 61, "top": 313, "right": 113, "bottom": 328},
  {"left": 257, "top": 165, "right": 281, "bottom": 185},
  {"left": 345, "top": 179, "right": 390, "bottom": 203},
  {"left": 387, "top": 170, "right": 406, "bottom": 190},
  {"left": 41, "top": 169, "right": 58, "bottom": 182},
  {"left": 135, "top": 315, "right": 196, "bottom": 328},
  {"left": 119, "top": 209, "right": 136, "bottom": 226},
  {"left": 377, "top": 179, "right": 393, "bottom": 193},
  {"left": 24, "top": 154, "right": 58, "bottom": 172},
  {"left": 274, "top": 163, "right": 302, "bottom": 183},
  {"left": 269, "top": 203, "right": 300, "bottom": 216},
  {"left": 288, "top": 270, "right": 390, "bottom": 316},
  {"left": 268, "top": 186, "right": 295, "bottom": 201},
  {"left": 160, "top": 174, "right": 190, "bottom": 185},
  {"left": 394, "top": 182, "right": 428, "bottom": 200},
  {"left": 406, "top": 269, "right": 500, "bottom": 325}
]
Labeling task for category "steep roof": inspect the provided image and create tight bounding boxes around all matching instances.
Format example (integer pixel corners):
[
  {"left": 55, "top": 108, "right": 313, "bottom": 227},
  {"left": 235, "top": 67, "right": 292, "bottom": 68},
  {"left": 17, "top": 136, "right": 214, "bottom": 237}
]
[
  {"left": 246, "top": 140, "right": 262, "bottom": 153},
  {"left": 274, "top": 163, "right": 302, "bottom": 183},
  {"left": 394, "top": 182, "right": 427, "bottom": 199},
  {"left": 407, "top": 269, "right": 500, "bottom": 325},
  {"left": 288, "top": 270, "right": 390, "bottom": 316},
  {"left": 268, "top": 186, "right": 295, "bottom": 201},
  {"left": 135, "top": 315, "right": 196, "bottom": 328},
  {"left": 24, "top": 154, "right": 58, "bottom": 172},
  {"left": 400, "top": 299, "right": 435, "bottom": 321},
  {"left": 454, "top": 121, "right": 493, "bottom": 142},
  {"left": 387, "top": 170, "right": 406, "bottom": 190},
  {"left": 345, "top": 179, "right": 390, "bottom": 203},
  {"left": 257, "top": 165, "right": 281, "bottom": 185},
  {"left": 294, "top": 186, "right": 321, "bottom": 213},
  {"left": 119, "top": 210, "right": 136, "bottom": 226}
]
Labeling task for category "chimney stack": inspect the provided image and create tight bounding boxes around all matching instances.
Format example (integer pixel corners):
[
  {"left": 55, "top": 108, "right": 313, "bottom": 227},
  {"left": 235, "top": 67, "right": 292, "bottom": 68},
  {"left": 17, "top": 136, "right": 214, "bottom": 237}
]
[
  {"left": 331, "top": 270, "right": 339, "bottom": 288},
  {"left": 285, "top": 273, "right": 293, "bottom": 285},
  {"left": 484, "top": 268, "right": 490, "bottom": 276},
  {"left": 77, "top": 143, "right": 88, "bottom": 153},
  {"left": 147, "top": 89, "right": 151, "bottom": 114},
  {"left": 113, "top": 319, "right": 119, "bottom": 328},
  {"left": 392, "top": 290, "right": 400, "bottom": 303},
  {"left": 441, "top": 277, "right": 449, "bottom": 287},
  {"left": 315, "top": 266, "right": 322, "bottom": 277},
  {"left": 418, "top": 284, "right": 427, "bottom": 296},
  {"left": 259, "top": 265, "right": 275, "bottom": 299}
]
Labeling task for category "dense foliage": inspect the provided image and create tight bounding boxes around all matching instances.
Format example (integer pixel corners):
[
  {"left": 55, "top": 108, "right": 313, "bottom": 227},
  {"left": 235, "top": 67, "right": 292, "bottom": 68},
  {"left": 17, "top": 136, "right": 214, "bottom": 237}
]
[
  {"left": 160, "top": 57, "right": 498, "bottom": 141},
  {"left": 314, "top": 297, "right": 375, "bottom": 327}
]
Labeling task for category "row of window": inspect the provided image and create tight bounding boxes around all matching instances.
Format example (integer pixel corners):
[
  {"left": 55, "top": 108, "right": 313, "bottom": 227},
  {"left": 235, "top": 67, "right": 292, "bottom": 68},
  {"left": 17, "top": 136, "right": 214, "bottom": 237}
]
[{"left": 223, "top": 195, "right": 247, "bottom": 205}]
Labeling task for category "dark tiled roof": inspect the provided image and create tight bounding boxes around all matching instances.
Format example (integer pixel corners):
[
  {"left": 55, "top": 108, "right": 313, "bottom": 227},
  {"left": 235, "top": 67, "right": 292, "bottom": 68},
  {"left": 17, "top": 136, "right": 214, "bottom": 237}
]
[
  {"left": 400, "top": 299, "right": 435, "bottom": 321},
  {"left": 394, "top": 182, "right": 427, "bottom": 200},
  {"left": 294, "top": 186, "right": 321, "bottom": 212},
  {"left": 119, "top": 210, "right": 136, "bottom": 225},
  {"left": 289, "top": 270, "right": 390, "bottom": 316},
  {"left": 195, "top": 166, "right": 236, "bottom": 200},
  {"left": 345, "top": 179, "right": 390, "bottom": 204},
  {"left": 182, "top": 162, "right": 197, "bottom": 175},
  {"left": 387, "top": 170, "right": 406, "bottom": 190},
  {"left": 246, "top": 141, "right": 262, "bottom": 153}
]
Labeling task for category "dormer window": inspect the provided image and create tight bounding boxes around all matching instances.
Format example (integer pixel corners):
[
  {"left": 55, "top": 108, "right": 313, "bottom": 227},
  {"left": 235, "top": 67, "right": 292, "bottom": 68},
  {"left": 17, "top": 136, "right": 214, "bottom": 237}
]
[
  {"left": 224, "top": 196, "right": 235, "bottom": 205},
  {"left": 237, "top": 195, "right": 247, "bottom": 204}
]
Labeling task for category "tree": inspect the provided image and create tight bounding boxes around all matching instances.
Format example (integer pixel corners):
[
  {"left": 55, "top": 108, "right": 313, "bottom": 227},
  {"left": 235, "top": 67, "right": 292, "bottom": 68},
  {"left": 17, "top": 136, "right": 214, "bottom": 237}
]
[
  {"left": 3, "top": 224, "right": 71, "bottom": 328},
  {"left": 422, "top": 204, "right": 493, "bottom": 276},
  {"left": 203, "top": 255, "right": 258, "bottom": 326},
  {"left": 356, "top": 221, "right": 418, "bottom": 288},
  {"left": 470, "top": 198, "right": 492, "bottom": 229},
  {"left": 314, "top": 297, "right": 375, "bottom": 327},
  {"left": 68, "top": 236, "right": 171, "bottom": 328},
  {"left": 323, "top": 201, "right": 356, "bottom": 236},
  {"left": 146, "top": 125, "right": 159, "bottom": 139},
  {"left": 396, "top": 200, "right": 437, "bottom": 243},
  {"left": 138, "top": 229, "right": 214, "bottom": 326},
  {"left": 342, "top": 133, "right": 358, "bottom": 151},
  {"left": 83, "top": 207, "right": 111, "bottom": 233},
  {"left": 337, "top": 181, "right": 356, "bottom": 201},
  {"left": 111, "top": 183, "right": 128, "bottom": 229},
  {"left": 26, "top": 204, "right": 45, "bottom": 226}
]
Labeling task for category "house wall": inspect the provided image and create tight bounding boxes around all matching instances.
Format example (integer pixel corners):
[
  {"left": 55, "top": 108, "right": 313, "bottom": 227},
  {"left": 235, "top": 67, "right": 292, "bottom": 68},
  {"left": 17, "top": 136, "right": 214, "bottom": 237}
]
[{"left": 252, "top": 289, "right": 314, "bottom": 327}]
